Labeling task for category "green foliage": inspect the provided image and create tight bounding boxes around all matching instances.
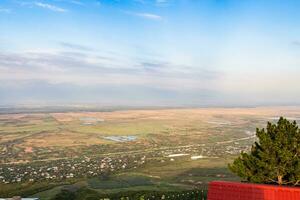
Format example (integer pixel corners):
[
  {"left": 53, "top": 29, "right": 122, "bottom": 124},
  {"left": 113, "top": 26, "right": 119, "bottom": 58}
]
[
  {"left": 87, "top": 174, "right": 153, "bottom": 189},
  {"left": 51, "top": 187, "right": 207, "bottom": 200},
  {"left": 229, "top": 117, "right": 300, "bottom": 185},
  {"left": 52, "top": 190, "right": 76, "bottom": 200},
  {"left": 0, "top": 182, "right": 60, "bottom": 198}
]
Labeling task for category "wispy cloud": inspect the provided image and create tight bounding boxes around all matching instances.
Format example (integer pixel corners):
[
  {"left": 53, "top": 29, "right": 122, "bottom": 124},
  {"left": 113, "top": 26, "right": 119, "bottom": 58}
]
[
  {"left": 139, "top": 61, "right": 167, "bottom": 72},
  {"left": 133, "top": 0, "right": 147, "bottom": 4},
  {"left": 133, "top": 0, "right": 170, "bottom": 7},
  {"left": 59, "top": 42, "right": 94, "bottom": 51},
  {"left": 136, "top": 12, "right": 162, "bottom": 20},
  {"left": 291, "top": 40, "right": 300, "bottom": 46},
  {"left": 68, "top": 0, "right": 84, "bottom": 6},
  {"left": 34, "top": 2, "right": 68, "bottom": 12},
  {"left": 0, "top": 7, "right": 11, "bottom": 14},
  {"left": 125, "top": 11, "right": 162, "bottom": 21},
  {"left": 0, "top": 50, "right": 219, "bottom": 91},
  {"left": 55, "top": 0, "right": 84, "bottom": 6},
  {"left": 155, "top": 0, "right": 170, "bottom": 7}
]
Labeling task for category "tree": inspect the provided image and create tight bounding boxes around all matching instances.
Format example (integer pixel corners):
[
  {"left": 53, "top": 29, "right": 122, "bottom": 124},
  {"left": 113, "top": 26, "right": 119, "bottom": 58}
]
[
  {"left": 52, "top": 189, "right": 76, "bottom": 200},
  {"left": 229, "top": 117, "right": 300, "bottom": 186}
]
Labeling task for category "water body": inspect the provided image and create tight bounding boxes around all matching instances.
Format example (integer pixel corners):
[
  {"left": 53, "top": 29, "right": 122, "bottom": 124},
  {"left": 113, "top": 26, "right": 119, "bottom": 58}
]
[
  {"left": 103, "top": 136, "right": 137, "bottom": 142},
  {"left": 80, "top": 117, "right": 105, "bottom": 125}
]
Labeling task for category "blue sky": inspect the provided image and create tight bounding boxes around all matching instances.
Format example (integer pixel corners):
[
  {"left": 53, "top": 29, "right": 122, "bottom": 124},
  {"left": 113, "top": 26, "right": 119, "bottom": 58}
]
[{"left": 0, "top": 0, "right": 300, "bottom": 106}]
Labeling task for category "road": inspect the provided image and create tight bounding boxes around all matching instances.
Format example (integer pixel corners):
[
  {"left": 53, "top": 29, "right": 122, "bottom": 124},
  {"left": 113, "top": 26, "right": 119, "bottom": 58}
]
[{"left": 1, "top": 135, "right": 256, "bottom": 165}]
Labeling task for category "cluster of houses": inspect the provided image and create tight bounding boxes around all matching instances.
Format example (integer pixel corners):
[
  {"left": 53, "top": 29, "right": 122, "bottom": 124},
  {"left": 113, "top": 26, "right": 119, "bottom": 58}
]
[
  {"left": 160, "top": 140, "right": 251, "bottom": 161},
  {"left": 0, "top": 136, "right": 252, "bottom": 185},
  {"left": 0, "top": 154, "right": 147, "bottom": 184}
]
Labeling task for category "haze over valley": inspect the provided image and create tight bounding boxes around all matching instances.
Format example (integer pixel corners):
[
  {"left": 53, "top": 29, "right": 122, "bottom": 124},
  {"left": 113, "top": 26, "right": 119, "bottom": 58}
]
[{"left": 1, "top": 0, "right": 300, "bottom": 199}]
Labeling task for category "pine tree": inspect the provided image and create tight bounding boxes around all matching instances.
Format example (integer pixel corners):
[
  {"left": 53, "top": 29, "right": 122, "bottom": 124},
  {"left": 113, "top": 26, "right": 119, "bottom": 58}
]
[{"left": 229, "top": 117, "right": 300, "bottom": 186}]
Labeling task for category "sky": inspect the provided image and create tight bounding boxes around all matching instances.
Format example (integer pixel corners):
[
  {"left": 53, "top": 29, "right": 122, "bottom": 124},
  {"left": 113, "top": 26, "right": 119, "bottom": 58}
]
[{"left": 0, "top": 0, "right": 300, "bottom": 107}]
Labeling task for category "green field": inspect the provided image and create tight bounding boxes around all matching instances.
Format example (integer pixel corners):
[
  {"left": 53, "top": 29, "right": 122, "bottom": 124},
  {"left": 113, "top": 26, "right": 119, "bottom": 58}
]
[{"left": 0, "top": 107, "right": 299, "bottom": 199}]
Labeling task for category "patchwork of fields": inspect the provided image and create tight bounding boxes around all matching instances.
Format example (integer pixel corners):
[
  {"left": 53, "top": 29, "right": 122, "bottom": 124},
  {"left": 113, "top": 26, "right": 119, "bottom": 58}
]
[{"left": 0, "top": 106, "right": 300, "bottom": 198}]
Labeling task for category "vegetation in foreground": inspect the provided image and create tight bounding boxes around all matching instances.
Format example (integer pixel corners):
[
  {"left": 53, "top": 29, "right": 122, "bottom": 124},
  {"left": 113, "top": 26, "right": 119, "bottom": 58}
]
[
  {"left": 52, "top": 187, "right": 207, "bottom": 200},
  {"left": 229, "top": 117, "right": 300, "bottom": 186}
]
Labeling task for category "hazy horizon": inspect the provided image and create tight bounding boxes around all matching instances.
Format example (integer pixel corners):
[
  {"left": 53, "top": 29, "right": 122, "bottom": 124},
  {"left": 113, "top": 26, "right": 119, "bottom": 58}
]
[{"left": 1, "top": 0, "right": 300, "bottom": 106}]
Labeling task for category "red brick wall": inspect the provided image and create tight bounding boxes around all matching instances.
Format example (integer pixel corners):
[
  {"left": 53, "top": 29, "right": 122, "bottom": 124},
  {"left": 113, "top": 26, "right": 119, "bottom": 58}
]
[{"left": 208, "top": 181, "right": 300, "bottom": 200}]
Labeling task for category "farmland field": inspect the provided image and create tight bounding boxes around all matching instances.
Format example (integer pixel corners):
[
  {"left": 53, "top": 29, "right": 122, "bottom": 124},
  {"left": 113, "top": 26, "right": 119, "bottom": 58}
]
[{"left": 0, "top": 106, "right": 300, "bottom": 199}]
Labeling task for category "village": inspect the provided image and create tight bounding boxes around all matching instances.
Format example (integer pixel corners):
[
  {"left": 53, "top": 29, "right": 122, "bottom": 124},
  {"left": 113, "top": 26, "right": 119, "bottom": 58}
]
[{"left": 0, "top": 139, "right": 252, "bottom": 184}]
